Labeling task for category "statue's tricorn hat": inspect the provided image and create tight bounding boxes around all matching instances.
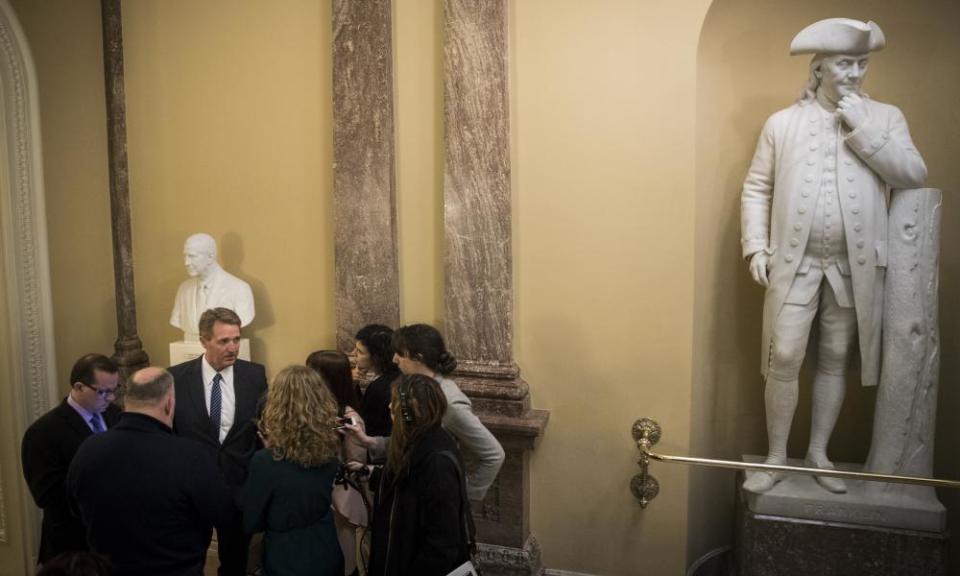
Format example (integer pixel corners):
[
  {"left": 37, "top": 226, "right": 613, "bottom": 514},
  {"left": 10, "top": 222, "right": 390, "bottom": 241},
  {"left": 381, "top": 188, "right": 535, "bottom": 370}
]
[{"left": 790, "top": 18, "right": 885, "bottom": 55}]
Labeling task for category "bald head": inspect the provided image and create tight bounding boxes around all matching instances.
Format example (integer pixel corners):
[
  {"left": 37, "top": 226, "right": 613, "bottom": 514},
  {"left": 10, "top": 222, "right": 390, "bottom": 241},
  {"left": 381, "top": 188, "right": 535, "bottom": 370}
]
[
  {"left": 185, "top": 233, "right": 216, "bottom": 255},
  {"left": 126, "top": 367, "right": 176, "bottom": 425}
]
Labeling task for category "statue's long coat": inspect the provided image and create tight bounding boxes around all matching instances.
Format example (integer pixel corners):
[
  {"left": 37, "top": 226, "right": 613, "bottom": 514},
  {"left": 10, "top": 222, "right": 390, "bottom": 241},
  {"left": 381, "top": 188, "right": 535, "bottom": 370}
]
[{"left": 741, "top": 98, "right": 926, "bottom": 387}]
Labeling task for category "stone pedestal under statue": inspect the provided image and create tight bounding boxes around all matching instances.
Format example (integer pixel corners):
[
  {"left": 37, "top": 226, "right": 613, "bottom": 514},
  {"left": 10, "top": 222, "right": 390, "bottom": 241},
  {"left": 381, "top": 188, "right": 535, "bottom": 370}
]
[
  {"left": 735, "top": 470, "right": 948, "bottom": 576},
  {"left": 742, "top": 456, "right": 946, "bottom": 532}
]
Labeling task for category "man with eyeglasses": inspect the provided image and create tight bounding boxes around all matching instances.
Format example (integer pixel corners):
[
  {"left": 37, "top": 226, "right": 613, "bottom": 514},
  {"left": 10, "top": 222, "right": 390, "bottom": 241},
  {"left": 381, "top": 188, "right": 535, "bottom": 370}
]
[{"left": 21, "top": 353, "right": 122, "bottom": 565}]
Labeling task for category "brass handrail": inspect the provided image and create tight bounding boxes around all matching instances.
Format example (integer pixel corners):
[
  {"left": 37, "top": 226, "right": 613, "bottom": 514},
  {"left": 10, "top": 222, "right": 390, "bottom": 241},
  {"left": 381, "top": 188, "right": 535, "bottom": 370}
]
[{"left": 630, "top": 418, "right": 960, "bottom": 508}]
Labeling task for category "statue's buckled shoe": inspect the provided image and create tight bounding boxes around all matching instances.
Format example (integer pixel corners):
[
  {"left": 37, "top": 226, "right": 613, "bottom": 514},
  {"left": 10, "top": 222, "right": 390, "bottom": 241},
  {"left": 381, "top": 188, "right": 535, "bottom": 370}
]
[
  {"left": 805, "top": 457, "right": 847, "bottom": 494},
  {"left": 742, "top": 470, "right": 784, "bottom": 494}
]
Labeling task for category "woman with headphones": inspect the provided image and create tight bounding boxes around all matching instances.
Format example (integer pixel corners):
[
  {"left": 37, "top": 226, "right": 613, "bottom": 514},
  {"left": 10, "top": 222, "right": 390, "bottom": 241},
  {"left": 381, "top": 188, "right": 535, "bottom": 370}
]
[{"left": 353, "top": 374, "right": 474, "bottom": 575}]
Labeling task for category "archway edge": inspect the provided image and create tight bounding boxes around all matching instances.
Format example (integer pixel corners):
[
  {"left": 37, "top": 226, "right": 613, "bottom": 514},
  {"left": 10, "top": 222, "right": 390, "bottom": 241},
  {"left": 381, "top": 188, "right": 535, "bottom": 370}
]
[
  {"left": 0, "top": 0, "right": 57, "bottom": 564},
  {"left": 0, "top": 0, "right": 58, "bottom": 421}
]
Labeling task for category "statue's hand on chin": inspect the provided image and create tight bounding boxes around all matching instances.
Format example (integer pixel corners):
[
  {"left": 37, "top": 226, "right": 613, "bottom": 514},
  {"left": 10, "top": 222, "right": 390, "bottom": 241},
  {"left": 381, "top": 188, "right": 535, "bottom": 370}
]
[{"left": 837, "top": 93, "right": 868, "bottom": 131}]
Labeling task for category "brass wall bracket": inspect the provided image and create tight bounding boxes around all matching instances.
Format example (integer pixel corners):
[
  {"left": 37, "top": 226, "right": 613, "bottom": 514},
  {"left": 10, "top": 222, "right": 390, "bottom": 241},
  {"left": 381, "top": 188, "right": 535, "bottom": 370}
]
[
  {"left": 630, "top": 418, "right": 661, "bottom": 508},
  {"left": 630, "top": 417, "right": 960, "bottom": 507}
]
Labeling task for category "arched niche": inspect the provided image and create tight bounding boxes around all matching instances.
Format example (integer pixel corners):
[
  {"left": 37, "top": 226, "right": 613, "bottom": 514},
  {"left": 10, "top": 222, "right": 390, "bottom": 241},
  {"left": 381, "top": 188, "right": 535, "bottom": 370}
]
[
  {"left": 689, "top": 0, "right": 960, "bottom": 567},
  {"left": 0, "top": 0, "right": 57, "bottom": 568}
]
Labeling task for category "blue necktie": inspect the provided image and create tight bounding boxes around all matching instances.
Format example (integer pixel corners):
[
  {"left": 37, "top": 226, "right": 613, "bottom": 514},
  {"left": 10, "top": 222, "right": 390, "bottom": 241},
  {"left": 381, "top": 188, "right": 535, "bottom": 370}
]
[
  {"left": 210, "top": 373, "right": 223, "bottom": 442},
  {"left": 90, "top": 414, "right": 105, "bottom": 433}
]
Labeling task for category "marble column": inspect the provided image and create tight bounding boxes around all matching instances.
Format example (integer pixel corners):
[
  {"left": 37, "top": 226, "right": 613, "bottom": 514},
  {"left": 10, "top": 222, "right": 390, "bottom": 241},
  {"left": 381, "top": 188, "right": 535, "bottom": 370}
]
[
  {"left": 865, "top": 188, "right": 942, "bottom": 502},
  {"left": 101, "top": 0, "right": 148, "bottom": 379},
  {"left": 444, "top": 2, "right": 548, "bottom": 574},
  {"left": 332, "top": 0, "right": 400, "bottom": 351}
]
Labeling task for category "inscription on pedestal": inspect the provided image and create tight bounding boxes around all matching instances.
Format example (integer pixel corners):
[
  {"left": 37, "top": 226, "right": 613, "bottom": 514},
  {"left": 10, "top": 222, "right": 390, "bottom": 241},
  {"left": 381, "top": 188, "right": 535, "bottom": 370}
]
[{"left": 800, "top": 503, "right": 887, "bottom": 524}]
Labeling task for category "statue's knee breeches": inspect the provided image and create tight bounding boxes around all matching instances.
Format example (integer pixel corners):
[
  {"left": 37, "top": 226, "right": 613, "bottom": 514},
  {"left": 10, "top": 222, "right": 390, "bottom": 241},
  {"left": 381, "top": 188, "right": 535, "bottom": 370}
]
[
  {"left": 767, "top": 303, "right": 816, "bottom": 380},
  {"left": 768, "top": 332, "right": 808, "bottom": 380},
  {"left": 816, "top": 299, "right": 857, "bottom": 375}
]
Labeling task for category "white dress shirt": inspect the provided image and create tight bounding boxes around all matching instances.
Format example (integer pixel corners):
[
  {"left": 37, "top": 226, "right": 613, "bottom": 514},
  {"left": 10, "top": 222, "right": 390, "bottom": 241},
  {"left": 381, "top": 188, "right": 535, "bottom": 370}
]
[
  {"left": 201, "top": 355, "right": 235, "bottom": 443},
  {"left": 67, "top": 395, "right": 105, "bottom": 433}
]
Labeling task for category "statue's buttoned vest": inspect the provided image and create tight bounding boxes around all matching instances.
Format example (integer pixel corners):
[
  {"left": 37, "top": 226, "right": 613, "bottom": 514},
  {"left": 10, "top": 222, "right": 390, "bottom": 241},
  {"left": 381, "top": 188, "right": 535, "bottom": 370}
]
[
  {"left": 741, "top": 97, "right": 927, "bottom": 388},
  {"left": 784, "top": 108, "right": 853, "bottom": 309}
]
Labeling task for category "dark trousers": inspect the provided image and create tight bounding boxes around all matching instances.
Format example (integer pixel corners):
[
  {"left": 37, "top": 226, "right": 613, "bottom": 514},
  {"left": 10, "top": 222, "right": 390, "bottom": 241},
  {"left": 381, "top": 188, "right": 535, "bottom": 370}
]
[{"left": 216, "top": 503, "right": 250, "bottom": 576}]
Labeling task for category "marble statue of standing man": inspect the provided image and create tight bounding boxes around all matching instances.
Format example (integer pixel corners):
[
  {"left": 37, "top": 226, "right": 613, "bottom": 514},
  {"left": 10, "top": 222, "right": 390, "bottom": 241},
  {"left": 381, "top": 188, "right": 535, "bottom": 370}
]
[
  {"left": 170, "top": 233, "right": 255, "bottom": 340},
  {"left": 740, "top": 18, "right": 927, "bottom": 494}
]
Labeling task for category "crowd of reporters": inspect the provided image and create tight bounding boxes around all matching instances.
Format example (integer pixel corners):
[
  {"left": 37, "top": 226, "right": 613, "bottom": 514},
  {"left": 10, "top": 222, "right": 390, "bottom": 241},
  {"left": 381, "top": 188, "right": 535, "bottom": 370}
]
[{"left": 21, "top": 308, "right": 504, "bottom": 576}]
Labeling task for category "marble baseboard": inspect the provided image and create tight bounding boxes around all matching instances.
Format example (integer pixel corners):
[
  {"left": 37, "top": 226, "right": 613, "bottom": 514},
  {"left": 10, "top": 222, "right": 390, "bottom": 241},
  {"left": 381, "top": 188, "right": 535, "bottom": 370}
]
[{"left": 477, "top": 536, "right": 543, "bottom": 576}]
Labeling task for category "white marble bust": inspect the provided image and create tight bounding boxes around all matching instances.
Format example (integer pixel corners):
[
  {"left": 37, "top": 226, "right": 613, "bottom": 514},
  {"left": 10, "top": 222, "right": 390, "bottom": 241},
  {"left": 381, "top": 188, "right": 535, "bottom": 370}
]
[{"left": 170, "top": 233, "right": 255, "bottom": 341}]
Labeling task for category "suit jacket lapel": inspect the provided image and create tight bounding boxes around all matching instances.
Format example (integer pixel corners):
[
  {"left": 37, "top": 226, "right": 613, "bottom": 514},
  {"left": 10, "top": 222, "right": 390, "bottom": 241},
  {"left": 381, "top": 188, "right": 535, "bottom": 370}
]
[
  {"left": 58, "top": 399, "right": 93, "bottom": 439},
  {"left": 185, "top": 358, "right": 214, "bottom": 433},
  {"left": 223, "top": 361, "right": 246, "bottom": 444},
  {"left": 103, "top": 404, "right": 122, "bottom": 428}
]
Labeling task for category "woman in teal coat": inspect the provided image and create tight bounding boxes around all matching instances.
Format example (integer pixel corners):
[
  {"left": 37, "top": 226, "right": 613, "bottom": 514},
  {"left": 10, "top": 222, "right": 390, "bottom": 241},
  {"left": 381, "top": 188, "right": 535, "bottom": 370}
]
[{"left": 242, "top": 365, "right": 344, "bottom": 576}]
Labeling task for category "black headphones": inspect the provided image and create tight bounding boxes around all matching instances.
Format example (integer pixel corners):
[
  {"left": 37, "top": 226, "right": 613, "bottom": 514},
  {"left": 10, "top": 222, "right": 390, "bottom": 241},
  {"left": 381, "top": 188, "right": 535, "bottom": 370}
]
[{"left": 399, "top": 380, "right": 415, "bottom": 423}]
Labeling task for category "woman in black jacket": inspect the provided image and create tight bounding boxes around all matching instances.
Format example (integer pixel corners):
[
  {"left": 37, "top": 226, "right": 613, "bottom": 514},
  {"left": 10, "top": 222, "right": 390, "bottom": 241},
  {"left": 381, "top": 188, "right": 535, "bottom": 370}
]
[
  {"left": 353, "top": 324, "right": 400, "bottom": 439},
  {"left": 355, "top": 373, "right": 472, "bottom": 576}
]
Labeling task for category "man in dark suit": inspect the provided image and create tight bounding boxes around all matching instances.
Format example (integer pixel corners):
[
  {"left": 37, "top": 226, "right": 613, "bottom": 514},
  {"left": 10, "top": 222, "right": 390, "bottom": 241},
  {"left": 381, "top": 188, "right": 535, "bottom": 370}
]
[
  {"left": 169, "top": 307, "right": 267, "bottom": 576},
  {"left": 67, "top": 366, "right": 229, "bottom": 576},
  {"left": 21, "top": 353, "right": 122, "bottom": 565}
]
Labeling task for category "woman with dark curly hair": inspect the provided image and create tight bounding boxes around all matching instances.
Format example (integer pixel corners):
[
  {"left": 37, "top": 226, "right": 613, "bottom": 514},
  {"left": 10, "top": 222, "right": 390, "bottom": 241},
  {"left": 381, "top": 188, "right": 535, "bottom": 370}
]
[
  {"left": 353, "top": 324, "right": 400, "bottom": 438},
  {"left": 242, "top": 365, "right": 343, "bottom": 576},
  {"left": 343, "top": 324, "right": 504, "bottom": 502}
]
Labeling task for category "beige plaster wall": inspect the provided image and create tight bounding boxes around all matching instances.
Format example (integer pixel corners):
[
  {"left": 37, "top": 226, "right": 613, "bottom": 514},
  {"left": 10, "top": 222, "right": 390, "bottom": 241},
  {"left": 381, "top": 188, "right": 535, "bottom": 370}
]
[
  {"left": 121, "top": 0, "right": 336, "bottom": 369},
  {"left": 8, "top": 0, "right": 114, "bottom": 393},
  {"left": 395, "top": 0, "right": 444, "bottom": 326},
  {"left": 9, "top": 0, "right": 712, "bottom": 573},
  {"left": 691, "top": 0, "right": 960, "bottom": 568},
  {"left": 8, "top": 0, "right": 959, "bottom": 575},
  {"left": 513, "top": 0, "right": 709, "bottom": 573}
]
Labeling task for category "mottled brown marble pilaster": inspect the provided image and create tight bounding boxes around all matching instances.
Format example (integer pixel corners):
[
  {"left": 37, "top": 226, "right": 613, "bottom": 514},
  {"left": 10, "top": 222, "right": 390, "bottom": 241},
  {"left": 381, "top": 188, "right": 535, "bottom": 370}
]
[
  {"left": 332, "top": 0, "right": 400, "bottom": 350},
  {"left": 101, "top": 0, "right": 148, "bottom": 378},
  {"left": 443, "top": 0, "right": 512, "bottom": 366},
  {"left": 443, "top": 2, "right": 547, "bottom": 574}
]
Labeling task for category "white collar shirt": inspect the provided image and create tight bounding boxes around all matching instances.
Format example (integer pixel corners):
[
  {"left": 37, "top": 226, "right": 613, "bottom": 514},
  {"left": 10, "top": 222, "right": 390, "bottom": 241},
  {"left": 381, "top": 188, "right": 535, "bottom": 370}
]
[
  {"left": 67, "top": 394, "right": 103, "bottom": 433},
  {"left": 201, "top": 355, "right": 236, "bottom": 443}
]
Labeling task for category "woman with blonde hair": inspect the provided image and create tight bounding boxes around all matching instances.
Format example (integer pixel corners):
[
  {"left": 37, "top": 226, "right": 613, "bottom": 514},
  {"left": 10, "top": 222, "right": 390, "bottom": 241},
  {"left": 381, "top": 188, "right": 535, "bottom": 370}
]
[{"left": 242, "top": 365, "right": 344, "bottom": 576}]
